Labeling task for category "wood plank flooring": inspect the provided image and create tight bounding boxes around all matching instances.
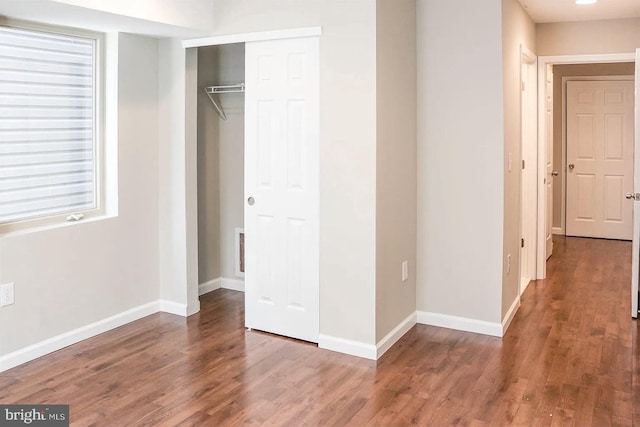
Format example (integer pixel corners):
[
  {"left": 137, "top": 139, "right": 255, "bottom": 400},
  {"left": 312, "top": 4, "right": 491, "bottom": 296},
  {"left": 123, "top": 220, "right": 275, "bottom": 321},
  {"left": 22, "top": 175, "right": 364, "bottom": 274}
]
[{"left": 0, "top": 236, "right": 637, "bottom": 425}]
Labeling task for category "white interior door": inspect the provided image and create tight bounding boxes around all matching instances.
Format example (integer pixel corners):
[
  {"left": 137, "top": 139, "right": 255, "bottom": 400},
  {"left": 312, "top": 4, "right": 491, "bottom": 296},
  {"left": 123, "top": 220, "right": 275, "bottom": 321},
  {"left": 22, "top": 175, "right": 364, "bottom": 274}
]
[
  {"left": 520, "top": 46, "right": 537, "bottom": 294},
  {"left": 566, "top": 80, "right": 634, "bottom": 240},
  {"left": 537, "top": 63, "right": 554, "bottom": 279},
  {"left": 545, "top": 65, "right": 554, "bottom": 259},
  {"left": 632, "top": 48, "right": 640, "bottom": 318},
  {"left": 244, "top": 36, "right": 320, "bottom": 342}
]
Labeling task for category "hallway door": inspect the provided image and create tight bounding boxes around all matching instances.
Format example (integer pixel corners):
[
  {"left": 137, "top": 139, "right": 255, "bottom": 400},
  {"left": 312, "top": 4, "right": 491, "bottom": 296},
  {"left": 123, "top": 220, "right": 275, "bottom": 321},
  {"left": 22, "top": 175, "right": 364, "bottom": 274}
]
[
  {"left": 520, "top": 46, "right": 537, "bottom": 294},
  {"left": 544, "top": 65, "right": 554, "bottom": 259},
  {"left": 244, "top": 36, "right": 320, "bottom": 342},
  {"left": 566, "top": 80, "right": 634, "bottom": 240},
  {"left": 632, "top": 49, "right": 640, "bottom": 318}
]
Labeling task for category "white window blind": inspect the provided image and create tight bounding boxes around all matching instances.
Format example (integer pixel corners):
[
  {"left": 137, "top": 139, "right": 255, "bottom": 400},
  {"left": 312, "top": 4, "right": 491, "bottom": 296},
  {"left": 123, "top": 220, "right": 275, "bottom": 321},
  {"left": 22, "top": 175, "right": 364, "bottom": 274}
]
[{"left": 0, "top": 25, "right": 97, "bottom": 225}]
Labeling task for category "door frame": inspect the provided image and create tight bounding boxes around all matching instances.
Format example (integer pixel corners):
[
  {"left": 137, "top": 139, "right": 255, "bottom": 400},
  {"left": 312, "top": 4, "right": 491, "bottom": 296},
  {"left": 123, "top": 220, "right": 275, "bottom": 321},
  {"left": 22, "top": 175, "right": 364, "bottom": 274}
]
[
  {"left": 561, "top": 75, "right": 634, "bottom": 237},
  {"left": 183, "top": 27, "right": 322, "bottom": 48},
  {"left": 536, "top": 53, "right": 636, "bottom": 280},
  {"left": 181, "top": 27, "right": 322, "bottom": 309}
]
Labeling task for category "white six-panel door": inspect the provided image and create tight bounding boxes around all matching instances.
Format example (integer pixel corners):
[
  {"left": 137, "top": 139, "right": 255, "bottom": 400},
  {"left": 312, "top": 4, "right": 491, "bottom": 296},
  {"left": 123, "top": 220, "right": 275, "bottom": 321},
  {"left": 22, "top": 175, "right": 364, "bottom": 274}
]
[
  {"left": 566, "top": 80, "right": 634, "bottom": 240},
  {"left": 244, "top": 36, "right": 319, "bottom": 342},
  {"left": 520, "top": 47, "right": 537, "bottom": 294},
  {"left": 632, "top": 48, "right": 640, "bottom": 318},
  {"left": 545, "top": 65, "right": 554, "bottom": 259}
]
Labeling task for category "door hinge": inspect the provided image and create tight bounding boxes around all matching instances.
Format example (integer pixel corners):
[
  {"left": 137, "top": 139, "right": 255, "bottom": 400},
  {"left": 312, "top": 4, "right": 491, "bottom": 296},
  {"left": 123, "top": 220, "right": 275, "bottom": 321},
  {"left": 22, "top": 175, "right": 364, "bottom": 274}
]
[
  {"left": 521, "top": 238, "right": 525, "bottom": 248},
  {"left": 522, "top": 160, "right": 525, "bottom": 169},
  {"left": 521, "top": 81, "right": 525, "bottom": 91}
]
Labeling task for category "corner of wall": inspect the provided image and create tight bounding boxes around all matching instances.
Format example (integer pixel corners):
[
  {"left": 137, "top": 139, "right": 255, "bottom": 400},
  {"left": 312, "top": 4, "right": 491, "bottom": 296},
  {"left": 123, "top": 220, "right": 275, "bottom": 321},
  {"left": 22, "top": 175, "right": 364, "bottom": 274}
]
[
  {"left": 374, "top": 0, "right": 418, "bottom": 345},
  {"left": 501, "top": 295, "right": 520, "bottom": 335}
]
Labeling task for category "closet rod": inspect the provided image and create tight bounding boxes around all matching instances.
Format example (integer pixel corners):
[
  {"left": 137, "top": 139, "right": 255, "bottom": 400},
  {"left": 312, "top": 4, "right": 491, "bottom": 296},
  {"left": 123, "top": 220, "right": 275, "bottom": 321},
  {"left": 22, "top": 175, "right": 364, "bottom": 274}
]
[{"left": 205, "top": 83, "right": 245, "bottom": 121}]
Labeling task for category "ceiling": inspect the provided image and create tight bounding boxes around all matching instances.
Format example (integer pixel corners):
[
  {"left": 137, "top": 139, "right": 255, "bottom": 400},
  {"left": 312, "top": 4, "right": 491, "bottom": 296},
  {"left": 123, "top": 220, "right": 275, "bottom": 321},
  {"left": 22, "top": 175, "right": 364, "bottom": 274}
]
[
  {"left": 517, "top": 0, "right": 640, "bottom": 23},
  {"left": 0, "top": 0, "right": 211, "bottom": 38}
]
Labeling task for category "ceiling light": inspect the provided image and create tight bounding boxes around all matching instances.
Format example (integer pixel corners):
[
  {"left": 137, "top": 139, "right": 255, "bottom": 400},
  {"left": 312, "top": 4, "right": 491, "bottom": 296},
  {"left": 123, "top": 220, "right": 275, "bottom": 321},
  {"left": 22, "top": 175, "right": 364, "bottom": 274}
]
[{"left": 576, "top": 0, "right": 597, "bottom": 4}]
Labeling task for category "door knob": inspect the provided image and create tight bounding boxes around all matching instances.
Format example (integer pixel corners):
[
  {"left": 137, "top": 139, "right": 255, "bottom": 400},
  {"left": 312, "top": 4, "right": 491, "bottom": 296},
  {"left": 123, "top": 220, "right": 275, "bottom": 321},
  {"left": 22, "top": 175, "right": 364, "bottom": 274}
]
[
  {"left": 626, "top": 193, "right": 638, "bottom": 200},
  {"left": 568, "top": 164, "right": 575, "bottom": 170},
  {"left": 551, "top": 170, "right": 559, "bottom": 177},
  {"left": 247, "top": 196, "right": 255, "bottom": 206}
]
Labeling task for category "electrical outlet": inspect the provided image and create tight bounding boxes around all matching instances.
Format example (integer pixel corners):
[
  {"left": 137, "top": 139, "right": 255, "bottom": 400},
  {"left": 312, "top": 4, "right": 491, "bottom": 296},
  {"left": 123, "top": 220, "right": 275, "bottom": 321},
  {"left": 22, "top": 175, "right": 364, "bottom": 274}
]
[
  {"left": 402, "top": 261, "right": 408, "bottom": 282},
  {"left": 0, "top": 282, "right": 15, "bottom": 307}
]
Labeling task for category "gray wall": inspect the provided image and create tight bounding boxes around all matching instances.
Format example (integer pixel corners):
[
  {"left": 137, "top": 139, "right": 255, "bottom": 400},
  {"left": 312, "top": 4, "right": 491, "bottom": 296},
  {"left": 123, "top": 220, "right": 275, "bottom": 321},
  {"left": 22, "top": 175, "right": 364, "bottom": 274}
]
[
  {"left": 375, "top": 0, "right": 417, "bottom": 342},
  {"left": 501, "top": 0, "right": 536, "bottom": 317},
  {"left": 197, "top": 46, "right": 221, "bottom": 283},
  {"left": 0, "top": 33, "right": 161, "bottom": 356},
  {"left": 197, "top": 44, "right": 245, "bottom": 285},
  {"left": 537, "top": 18, "right": 640, "bottom": 56},
  {"left": 417, "top": 0, "right": 505, "bottom": 324}
]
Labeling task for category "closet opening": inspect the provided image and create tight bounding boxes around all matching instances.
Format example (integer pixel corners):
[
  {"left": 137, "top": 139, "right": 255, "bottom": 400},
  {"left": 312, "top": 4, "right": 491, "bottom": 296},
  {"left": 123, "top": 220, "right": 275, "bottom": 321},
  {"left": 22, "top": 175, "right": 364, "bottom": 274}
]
[
  {"left": 190, "top": 30, "right": 321, "bottom": 343},
  {"left": 196, "top": 42, "right": 247, "bottom": 297}
]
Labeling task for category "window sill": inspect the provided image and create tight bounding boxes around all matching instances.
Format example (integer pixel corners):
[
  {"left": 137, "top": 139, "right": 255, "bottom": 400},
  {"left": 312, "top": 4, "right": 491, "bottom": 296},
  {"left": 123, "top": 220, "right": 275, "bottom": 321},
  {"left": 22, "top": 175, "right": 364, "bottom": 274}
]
[{"left": 0, "top": 212, "right": 117, "bottom": 239}]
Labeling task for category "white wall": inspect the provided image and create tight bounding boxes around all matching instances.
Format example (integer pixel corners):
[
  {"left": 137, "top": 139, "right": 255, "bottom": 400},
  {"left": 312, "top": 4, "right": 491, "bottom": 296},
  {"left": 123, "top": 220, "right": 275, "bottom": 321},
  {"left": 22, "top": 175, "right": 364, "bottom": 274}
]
[
  {"left": 0, "top": 33, "right": 160, "bottom": 356},
  {"left": 375, "top": 0, "right": 417, "bottom": 342},
  {"left": 501, "top": 0, "right": 536, "bottom": 319},
  {"left": 185, "top": 46, "right": 200, "bottom": 312},
  {"left": 158, "top": 39, "right": 200, "bottom": 315},
  {"left": 205, "top": 0, "right": 378, "bottom": 345},
  {"left": 416, "top": 0, "right": 505, "bottom": 324}
]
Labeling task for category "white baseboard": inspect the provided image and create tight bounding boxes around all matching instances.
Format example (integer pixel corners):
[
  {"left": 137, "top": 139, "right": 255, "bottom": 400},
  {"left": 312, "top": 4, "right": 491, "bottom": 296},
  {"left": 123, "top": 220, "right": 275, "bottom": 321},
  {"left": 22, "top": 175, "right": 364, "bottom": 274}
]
[
  {"left": 318, "top": 334, "right": 377, "bottom": 360},
  {"left": 159, "top": 300, "right": 189, "bottom": 316},
  {"left": 520, "top": 277, "right": 532, "bottom": 296},
  {"left": 187, "top": 299, "right": 201, "bottom": 317},
  {"left": 502, "top": 296, "right": 520, "bottom": 335},
  {"left": 0, "top": 301, "right": 160, "bottom": 373},
  {"left": 0, "top": 296, "right": 200, "bottom": 373},
  {"left": 376, "top": 312, "right": 416, "bottom": 358},
  {"left": 552, "top": 226, "right": 563, "bottom": 235},
  {"left": 198, "top": 278, "right": 221, "bottom": 295},
  {"left": 416, "top": 310, "right": 502, "bottom": 337},
  {"left": 319, "top": 312, "right": 416, "bottom": 361},
  {"left": 221, "top": 277, "right": 244, "bottom": 292},
  {"left": 199, "top": 277, "right": 244, "bottom": 295}
]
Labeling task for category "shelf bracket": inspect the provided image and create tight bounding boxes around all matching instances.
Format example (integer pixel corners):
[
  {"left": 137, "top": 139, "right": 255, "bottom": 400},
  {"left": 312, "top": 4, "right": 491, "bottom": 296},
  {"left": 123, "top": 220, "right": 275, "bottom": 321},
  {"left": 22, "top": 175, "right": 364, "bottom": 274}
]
[{"left": 204, "top": 83, "right": 245, "bottom": 121}]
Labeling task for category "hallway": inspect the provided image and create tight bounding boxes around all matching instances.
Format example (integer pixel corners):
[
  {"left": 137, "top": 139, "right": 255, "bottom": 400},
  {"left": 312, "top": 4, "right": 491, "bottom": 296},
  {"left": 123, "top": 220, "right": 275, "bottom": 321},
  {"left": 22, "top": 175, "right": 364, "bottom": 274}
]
[{"left": 0, "top": 237, "right": 636, "bottom": 425}]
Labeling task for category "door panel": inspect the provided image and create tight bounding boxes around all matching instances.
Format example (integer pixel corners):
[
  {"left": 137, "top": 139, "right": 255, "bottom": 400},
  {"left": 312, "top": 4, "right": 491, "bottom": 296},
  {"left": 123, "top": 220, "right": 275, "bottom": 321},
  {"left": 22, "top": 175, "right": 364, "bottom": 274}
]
[
  {"left": 632, "top": 48, "right": 640, "bottom": 318},
  {"left": 566, "top": 80, "right": 634, "bottom": 240},
  {"left": 603, "top": 175, "right": 624, "bottom": 221},
  {"left": 576, "top": 174, "right": 595, "bottom": 219},
  {"left": 520, "top": 48, "right": 537, "bottom": 293},
  {"left": 244, "top": 36, "right": 320, "bottom": 342},
  {"left": 545, "top": 65, "right": 554, "bottom": 260}
]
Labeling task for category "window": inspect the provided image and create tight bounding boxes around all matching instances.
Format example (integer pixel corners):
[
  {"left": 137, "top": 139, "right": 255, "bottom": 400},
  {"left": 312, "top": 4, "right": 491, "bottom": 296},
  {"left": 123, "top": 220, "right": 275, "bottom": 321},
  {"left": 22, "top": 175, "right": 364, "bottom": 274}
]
[{"left": 0, "top": 23, "right": 103, "bottom": 230}]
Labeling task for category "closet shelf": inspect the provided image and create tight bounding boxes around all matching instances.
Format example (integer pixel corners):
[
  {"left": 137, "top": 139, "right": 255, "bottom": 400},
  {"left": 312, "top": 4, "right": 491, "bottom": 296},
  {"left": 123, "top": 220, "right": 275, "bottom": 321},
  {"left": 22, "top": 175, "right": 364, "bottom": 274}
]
[{"left": 205, "top": 83, "right": 245, "bottom": 121}]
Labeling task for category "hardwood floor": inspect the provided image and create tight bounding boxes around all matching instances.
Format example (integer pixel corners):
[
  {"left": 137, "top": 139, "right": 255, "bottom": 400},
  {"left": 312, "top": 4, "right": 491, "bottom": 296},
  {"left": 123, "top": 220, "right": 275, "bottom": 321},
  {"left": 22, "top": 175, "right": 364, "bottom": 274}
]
[{"left": 0, "top": 236, "right": 637, "bottom": 425}]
